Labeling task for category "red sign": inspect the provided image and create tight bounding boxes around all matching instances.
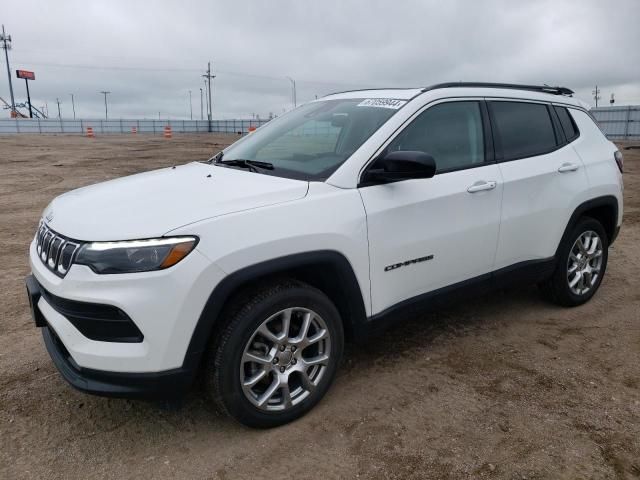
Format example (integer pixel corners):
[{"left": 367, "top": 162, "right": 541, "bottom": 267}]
[{"left": 16, "top": 70, "right": 35, "bottom": 80}]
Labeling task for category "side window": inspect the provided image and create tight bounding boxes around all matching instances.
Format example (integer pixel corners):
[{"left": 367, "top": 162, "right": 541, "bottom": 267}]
[
  {"left": 490, "top": 101, "right": 557, "bottom": 161},
  {"left": 554, "top": 106, "right": 580, "bottom": 142},
  {"left": 387, "top": 101, "right": 485, "bottom": 173}
]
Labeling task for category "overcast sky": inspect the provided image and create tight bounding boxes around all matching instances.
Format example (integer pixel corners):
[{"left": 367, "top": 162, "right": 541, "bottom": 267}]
[{"left": 2, "top": 0, "right": 639, "bottom": 119}]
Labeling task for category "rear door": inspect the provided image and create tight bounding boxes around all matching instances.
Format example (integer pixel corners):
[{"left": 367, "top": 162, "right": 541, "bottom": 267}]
[
  {"left": 489, "top": 100, "right": 589, "bottom": 269},
  {"left": 359, "top": 100, "right": 503, "bottom": 314}
]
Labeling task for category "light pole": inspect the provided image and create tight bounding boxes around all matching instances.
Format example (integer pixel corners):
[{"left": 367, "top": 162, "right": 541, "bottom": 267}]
[
  {"left": 286, "top": 76, "right": 297, "bottom": 109},
  {"left": 100, "top": 91, "right": 110, "bottom": 120},
  {"left": 56, "top": 98, "right": 62, "bottom": 119},
  {"left": 199, "top": 88, "right": 204, "bottom": 120},
  {"left": 188, "top": 90, "right": 193, "bottom": 120},
  {"left": 1, "top": 25, "right": 16, "bottom": 115},
  {"left": 69, "top": 93, "right": 76, "bottom": 119}
]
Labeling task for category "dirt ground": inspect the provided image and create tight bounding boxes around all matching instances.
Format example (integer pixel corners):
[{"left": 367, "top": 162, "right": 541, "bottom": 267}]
[{"left": 0, "top": 134, "right": 639, "bottom": 480}]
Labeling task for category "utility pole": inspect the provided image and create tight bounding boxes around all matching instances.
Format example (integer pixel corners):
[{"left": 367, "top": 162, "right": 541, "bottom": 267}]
[
  {"left": 199, "top": 87, "right": 203, "bottom": 120},
  {"left": 188, "top": 90, "right": 193, "bottom": 120},
  {"left": 202, "top": 61, "right": 215, "bottom": 132},
  {"left": 1, "top": 25, "right": 16, "bottom": 115},
  {"left": 100, "top": 91, "right": 110, "bottom": 119},
  {"left": 203, "top": 79, "right": 209, "bottom": 118},
  {"left": 69, "top": 93, "right": 76, "bottom": 119},
  {"left": 56, "top": 98, "right": 62, "bottom": 119},
  {"left": 286, "top": 76, "right": 297, "bottom": 109},
  {"left": 592, "top": 85, "right": 601, "bottom": 108}
]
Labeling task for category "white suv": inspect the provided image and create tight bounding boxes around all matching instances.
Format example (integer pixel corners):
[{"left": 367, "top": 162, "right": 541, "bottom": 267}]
[{"left": 27, "top": 83, "right": 624, "bottom": 427}]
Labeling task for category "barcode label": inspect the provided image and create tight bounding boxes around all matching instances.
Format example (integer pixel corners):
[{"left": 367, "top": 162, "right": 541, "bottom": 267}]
[{"left": 357, "top": 98, "right": 407, "bottom": 109}]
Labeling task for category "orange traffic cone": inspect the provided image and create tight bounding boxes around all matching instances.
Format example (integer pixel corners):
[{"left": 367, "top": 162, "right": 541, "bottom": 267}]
[
  {"left": 163, "top": 126, "right": 172, "bottom": 138},
  {"left": 86, "top": 127, "right": 95, "bottom": 138}
]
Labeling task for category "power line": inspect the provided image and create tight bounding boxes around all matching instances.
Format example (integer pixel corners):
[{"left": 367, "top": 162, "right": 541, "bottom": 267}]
[
  {"left": 17, "top": 61, "right": 200, "bottom": 73},
  {"left": 14, "top": 59, "right": 362, "bottom": 89}
]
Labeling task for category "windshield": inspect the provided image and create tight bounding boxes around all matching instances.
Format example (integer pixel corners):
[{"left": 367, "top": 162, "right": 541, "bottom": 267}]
[{"left": 216, "top": 98, "right": 405, "bottom": 180}]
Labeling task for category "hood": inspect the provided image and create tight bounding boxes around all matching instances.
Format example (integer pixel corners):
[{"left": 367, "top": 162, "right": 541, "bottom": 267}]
[{"left": 43, "top": 162, "right": 309, "bottom": 241}]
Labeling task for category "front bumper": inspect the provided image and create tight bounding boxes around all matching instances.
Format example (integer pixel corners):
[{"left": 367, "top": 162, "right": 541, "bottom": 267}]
[
  {"left": 28, "top": 237, "right": 227, "bottom": 376},
  {"left": 42, "top": 324, "right": 193, "bottom": 399},
  {"left": 28, "top": 274, "right": 195, "bottom": 399}
]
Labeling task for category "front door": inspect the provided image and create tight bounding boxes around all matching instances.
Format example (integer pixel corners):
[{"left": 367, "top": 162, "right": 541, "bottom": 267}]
[{"left": 359, "top": 100, "right": 503, "bottom": 314}]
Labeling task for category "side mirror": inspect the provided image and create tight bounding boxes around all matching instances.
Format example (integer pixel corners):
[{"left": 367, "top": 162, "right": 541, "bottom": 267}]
[{"left": 363, "top": 151, "right": 436, "bottom": 184}]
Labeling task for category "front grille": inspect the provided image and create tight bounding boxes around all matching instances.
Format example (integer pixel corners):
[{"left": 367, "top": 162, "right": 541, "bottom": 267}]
[{"left": 35, "top": 222, "right": 82, "bottom": 277}]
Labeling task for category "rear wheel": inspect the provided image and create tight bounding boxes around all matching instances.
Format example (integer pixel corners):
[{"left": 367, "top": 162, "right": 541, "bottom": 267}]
[
  {"left": 541, "top": 217, "right": 608, "bottom": 307},
  {"left": 206, "top": 280, "right": 343, "bottom": 428}
]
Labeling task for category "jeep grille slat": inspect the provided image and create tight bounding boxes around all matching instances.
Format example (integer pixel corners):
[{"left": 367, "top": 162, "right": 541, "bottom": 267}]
[{"left": 34, "top": 222, "right": 81, "bottom": 277}]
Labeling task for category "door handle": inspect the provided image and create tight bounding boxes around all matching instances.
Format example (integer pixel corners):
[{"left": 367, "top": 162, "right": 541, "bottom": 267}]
[
  {"left": 558, "top": 162, "right": 579, "bottom": 173},
  {"left": 467, "top": 180, "right": 497, "bottom": 193}
]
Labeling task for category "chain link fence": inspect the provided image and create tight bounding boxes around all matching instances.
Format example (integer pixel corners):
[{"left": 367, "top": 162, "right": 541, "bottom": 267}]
[
  {"left": 3, "top": 107, "right": 637, "bottom": 141},
  {"left": 0, "top": 118, "right": 270, "bottom": 135}
]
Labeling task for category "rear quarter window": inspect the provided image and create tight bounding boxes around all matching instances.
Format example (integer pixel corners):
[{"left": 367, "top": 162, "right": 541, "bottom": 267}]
[
  {"left": 554, "top": 106, "right": 580, "bottom": 142},
  {"left": 490, "top": 101, "right": 558, "bottom": 161}
]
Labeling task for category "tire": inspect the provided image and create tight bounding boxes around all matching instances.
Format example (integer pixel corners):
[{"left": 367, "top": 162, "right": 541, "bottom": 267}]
[
  {"left": 205, "top": 279, "right": 344, "bottom": 428},
  {"left": 540, "top": 216, "right": 609, "bottom": 307}
]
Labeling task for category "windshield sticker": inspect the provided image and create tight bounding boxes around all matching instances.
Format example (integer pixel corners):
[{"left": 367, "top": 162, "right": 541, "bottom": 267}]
[{"left": 357, "top": 98, "right": 407, "bottom": 109}]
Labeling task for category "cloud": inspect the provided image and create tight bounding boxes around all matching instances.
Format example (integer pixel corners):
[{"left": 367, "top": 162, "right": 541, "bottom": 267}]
[{"left": 2, "top": 0, "right": 638, "bottom": 119}]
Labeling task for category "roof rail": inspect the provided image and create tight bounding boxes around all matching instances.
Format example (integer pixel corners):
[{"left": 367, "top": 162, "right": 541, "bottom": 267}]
[
  {"left": 422, "top": 82, "right": 574, "bottom": 96},
  {"left": 322, "top": 87, "right": 423, "bottom": 98}
]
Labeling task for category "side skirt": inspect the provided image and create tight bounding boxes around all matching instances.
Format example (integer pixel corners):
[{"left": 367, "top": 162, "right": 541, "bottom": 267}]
[{"left": 358, "top": 257, "right": 556, "bottom": 341}]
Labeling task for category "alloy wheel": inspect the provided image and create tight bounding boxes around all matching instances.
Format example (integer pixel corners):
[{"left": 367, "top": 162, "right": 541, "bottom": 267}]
[
  {"left": 567, "top": 230, "right": 603, "bottom": 296},
  {"left": 240, "top": 307, "right": 331, "bottom": 412}
]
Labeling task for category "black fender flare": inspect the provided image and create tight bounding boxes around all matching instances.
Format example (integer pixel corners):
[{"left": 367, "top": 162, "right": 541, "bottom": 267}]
[
  {"left": 556, "top": 195, "right": 619, "bottom": 255},
  {"left": 181, "top": 250, "right": 368, "bottom": 374}
]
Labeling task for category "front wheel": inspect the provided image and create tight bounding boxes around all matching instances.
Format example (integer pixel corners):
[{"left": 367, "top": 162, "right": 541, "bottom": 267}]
[
  {"left": 540, "top": 217, "right": 609, "bottom": 307},
  {"left": 206, "top": 280, "right": 344, "bottom": 428}
]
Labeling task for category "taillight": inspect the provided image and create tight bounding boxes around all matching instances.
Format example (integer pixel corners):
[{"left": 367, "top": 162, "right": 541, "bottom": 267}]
[{"left": 614, "top": 150, "right": 624, "bottom": 173}]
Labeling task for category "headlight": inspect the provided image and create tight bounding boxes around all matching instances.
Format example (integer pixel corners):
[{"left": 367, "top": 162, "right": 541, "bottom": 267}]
[{"left": 75, "top": 237, "right": 198, "bottom": 274}]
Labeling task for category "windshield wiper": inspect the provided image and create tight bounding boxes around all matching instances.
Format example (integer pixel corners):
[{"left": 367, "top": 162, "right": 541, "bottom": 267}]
[
  {"left": 217, "top": 158, "right": 275, "bottom": 172},
  {"left": 207, "top": 151, "right": 223, "bottom": 164}
]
